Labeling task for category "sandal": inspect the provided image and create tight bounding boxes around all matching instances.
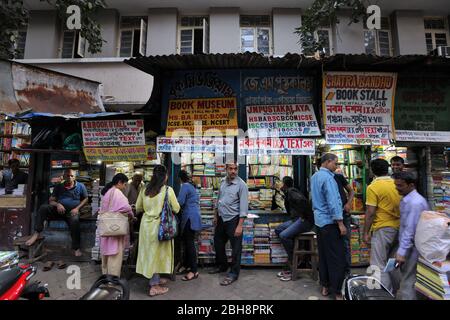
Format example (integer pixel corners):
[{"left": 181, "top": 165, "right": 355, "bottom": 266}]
[
  {"left": 176, "top": 267, "right": 191, "bottom": 275},
  {"left": 220, "top": 277, "right": 237, "bottom": 286},
  {"left": 56, "top": 260, "right": 67, "bottom": 269},
  {"left": 321, "top": 287, "right": 329, "bottom": 297},
  {"left": 148, "top": 286, "right": 169, "bottom": 297},
  {"left": 43, "top": 261, "right": 54, "bottom": 272},
  {"left": 182, "top": 272, "right": 199, "bottom": 281}
]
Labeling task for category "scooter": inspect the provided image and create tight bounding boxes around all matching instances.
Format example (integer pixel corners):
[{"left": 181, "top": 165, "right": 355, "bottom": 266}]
[
  {"left": 0, "top": 264, "right": 50, "bottom": 300},
  {"left": 342, "top": 274, "right": 395, "bottom": 300},
  {"left": 80, "top": 274, "right": 129, "bottom": 300}
]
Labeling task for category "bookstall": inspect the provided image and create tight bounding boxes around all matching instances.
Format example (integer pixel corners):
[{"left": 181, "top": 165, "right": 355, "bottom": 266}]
[{"left": 0, "top": 116, "right": 32, "bottom": 250}]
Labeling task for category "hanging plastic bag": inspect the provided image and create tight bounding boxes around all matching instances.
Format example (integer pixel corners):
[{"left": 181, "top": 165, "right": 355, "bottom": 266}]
[{"left": 414, "top": 211, "right": 450, "bottom": 263}]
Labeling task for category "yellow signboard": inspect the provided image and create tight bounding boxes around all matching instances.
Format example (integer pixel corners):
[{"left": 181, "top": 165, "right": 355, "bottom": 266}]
[
  {"left": 166, "top": 97, "right": 238, "bottom": 136},
  {"left": 84, "top": 146, "right": 149, "bottom": 162}
]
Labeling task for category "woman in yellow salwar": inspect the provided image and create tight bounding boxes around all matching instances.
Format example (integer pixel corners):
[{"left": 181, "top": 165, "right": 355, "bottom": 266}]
[{"left": 136, "top": 165, "right": 180, "bottom": 297}]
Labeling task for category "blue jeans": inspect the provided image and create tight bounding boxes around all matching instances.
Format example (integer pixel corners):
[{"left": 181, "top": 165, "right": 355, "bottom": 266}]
[
  {"left": 343, "top": 213, "right": 351, "bottom": 273},
  {"left": 275, "top": 218, "right": 313, "bottom": 263}
]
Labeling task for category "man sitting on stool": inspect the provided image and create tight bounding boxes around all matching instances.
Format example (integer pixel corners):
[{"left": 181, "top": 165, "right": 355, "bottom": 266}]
[
  {"left": 26, "top": 169, "right": 88, "bottom": 257},
  {"left": 275, "top": 176, "right": 314, "bottom": 281}
]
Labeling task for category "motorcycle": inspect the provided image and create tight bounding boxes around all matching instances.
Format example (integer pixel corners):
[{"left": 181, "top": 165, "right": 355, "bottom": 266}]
[
  {"left": 80, "top": 274, "right": 129, "bottom": 300},
  {"left": 0, "top": 263, "right": 50, "bottom": 300}
]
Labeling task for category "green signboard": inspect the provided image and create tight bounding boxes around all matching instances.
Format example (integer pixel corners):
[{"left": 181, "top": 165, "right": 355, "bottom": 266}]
[{"left": 395, "top": 74, "right": 450, "bottom": 142}]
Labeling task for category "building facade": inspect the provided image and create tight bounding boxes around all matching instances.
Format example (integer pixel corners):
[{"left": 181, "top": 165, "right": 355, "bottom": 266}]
[{"left": 15, "top": 0, "right": 450, "bottom": 111}]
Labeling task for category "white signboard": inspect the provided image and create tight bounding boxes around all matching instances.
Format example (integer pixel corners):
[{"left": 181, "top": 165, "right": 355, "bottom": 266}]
[
  {"left": 323, "top": 71, "right": 397, "bottom": 145},
  {"left": 395, "top": 130, "right": 450, "bottom": 143},
  {"left": 81, "top": 119, "right": 145, "bottom": 147},
  {"left": 157, "top": 137, "right": 234, "bottom": 153},
  {"left": 246, "top": 104, "right": 320, "bottom": 138},
  {"left": 238, "top": 138, "right": 316, "bottom": 156}
]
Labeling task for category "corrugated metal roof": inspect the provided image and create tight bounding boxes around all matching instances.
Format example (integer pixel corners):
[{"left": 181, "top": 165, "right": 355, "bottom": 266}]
[
  {"left": 124, "top": 53, "right": 450, "bottom": 75},
  {"left": 0, "top": 59, "right": 105, "bottom": 114}
]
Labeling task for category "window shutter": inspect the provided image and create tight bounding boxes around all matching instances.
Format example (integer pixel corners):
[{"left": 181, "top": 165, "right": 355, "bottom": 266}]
[
  {"left": 139, "top": 18, "right": 147, "bottom": 56},
  {"left": 202, "top": 18, "right": 209, "bottom": 54},
  {"left": 120, "top": 30, "right": 133, "bottom": 57},
  {"left": 77, "top": 33, "right": 86, "bottom": 58},
  {"left": 62, "top": 30, "right": 75, "bottom": 58},
  {"left": 180, "top": 29, "right": 193, "bottom": 55}
]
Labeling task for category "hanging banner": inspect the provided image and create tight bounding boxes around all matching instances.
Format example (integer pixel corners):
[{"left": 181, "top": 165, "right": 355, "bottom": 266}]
[
  {"left": 81, "top": 119, "right": 145, "bottom": 147},
  {"left": 156, "top": 137, "right": 234, "bottom": 153},
  {"left": 237, "top": 138, "right": 315, "bottom": 156},
  {"left": 84, "top": 146, "right": 149, "bottom": 162},
  {"left": 166, "top": 97, "right": 238, "bottom": 136},
  {"left": 394, "top": 74, "right": 450, "bottom": 142},
  {"left": 246, "top": 104, "right": 320, "bottom": 138},
  {"left": 323, "top": 71, "right": 397, "bottom": 145}
]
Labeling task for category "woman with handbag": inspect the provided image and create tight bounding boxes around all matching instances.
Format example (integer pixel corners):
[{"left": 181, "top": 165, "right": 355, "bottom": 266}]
[
  {"left": 177, "top": 170, "right": 202, "bottom": 281},
  {"left": 99, "top": 173, "right": 134, "bottom": 277},
  {"left": 135, "top": 165, "right": 180, "bottom": 297}
]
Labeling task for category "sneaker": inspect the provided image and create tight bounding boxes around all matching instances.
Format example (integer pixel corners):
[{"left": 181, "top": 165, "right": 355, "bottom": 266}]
[
  {"left": 280, "top": 274, "right": 292, "bottom": 281},
  {"left": 277, "top": 270, "right": 291, "bottom": 278}
]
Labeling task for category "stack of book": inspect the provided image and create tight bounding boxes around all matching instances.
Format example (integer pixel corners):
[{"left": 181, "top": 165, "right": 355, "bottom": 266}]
[
  {"left": 242, "top": 218, "right": 255, "bottom": 265},
  {"left": 198, "top": 215, "right": 215, "bottom": 264},
  {"left": 199, "top": 188, "right": 215, "bottom": 210},
  {"left": 216, "top": 164, "right": 226, "bottom": 176},
  {"left": 432, "top": 171, "right": 450, "bottom": 215},
  {"left": 192, "top": 153, "right": 203, "bottom": 164},
  {"left": 193, "top": 164, "right": 205, "bottom": 175},
  {"left": 269, "top": 222, "right": 288, "bottom": 264},
  {"left": 90, "top": 180, "right": 101, "bottom": 215},
  {"left": 204, "top": 164, "right": 215, "bottom": 176},
  {"left": 254, "top": 224, "right": 271, "bottom": 264},
  {"left": 415, "top": 256, "right": 450, "bottom": 300}
]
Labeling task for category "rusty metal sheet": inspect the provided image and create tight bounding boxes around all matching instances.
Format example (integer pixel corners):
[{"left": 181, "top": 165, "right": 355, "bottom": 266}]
[
  {"left": 0, "top": 60, "right": 22, "bottom": 113},
  {"left": 0, "top": 60, "right": 104, "bottom": 114}
]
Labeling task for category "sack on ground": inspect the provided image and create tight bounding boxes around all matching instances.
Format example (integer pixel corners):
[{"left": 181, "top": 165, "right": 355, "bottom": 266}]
[
  {"left": 98, "top": 212, "right": 129, "bottom": 237},
  {"left": 414, "top": 210, "right": 450, "bottom": 263}
]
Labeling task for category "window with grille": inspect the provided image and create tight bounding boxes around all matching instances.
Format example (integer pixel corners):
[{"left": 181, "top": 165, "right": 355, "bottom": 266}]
[
  {"left": 119, "top": 16, "right": 147, "bottom": 57},
  {"left": 178, "top": 16, "right": 209, "bottom": 55},
  {"left": 364, "top": 17, "right": 392, "bottom": 56},
  {"left": 424, "top": 17, "right": 449, "bottom": 53},
  {"left": 300, "top": 16, "right": 333, "bottom": 56},
  {"left": 14, "top": 30, "right": 27, "bottom": 59},
  {"left": 61, "top": 29, "right": 85, "bottom": 58},
  {"left": 240, "top": 15, "right": 271, "bottom": 55}
]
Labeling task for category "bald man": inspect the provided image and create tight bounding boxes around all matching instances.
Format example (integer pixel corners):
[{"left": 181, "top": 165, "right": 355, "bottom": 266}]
[{"left": 26, "top": 169, "right": 88, "bottom": 257}]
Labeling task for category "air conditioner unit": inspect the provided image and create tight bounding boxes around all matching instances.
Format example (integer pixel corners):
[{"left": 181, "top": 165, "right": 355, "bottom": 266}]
[{"left": 435, "top": 46, "right": 450, "bottom": 58}]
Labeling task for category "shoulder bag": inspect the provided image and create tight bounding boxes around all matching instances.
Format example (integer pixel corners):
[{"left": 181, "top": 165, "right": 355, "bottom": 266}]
[{"left": 97, "top": 189, "right": 129, "bottom": 237}]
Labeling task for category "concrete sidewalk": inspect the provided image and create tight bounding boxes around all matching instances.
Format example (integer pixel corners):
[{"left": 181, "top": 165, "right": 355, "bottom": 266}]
[{"left": 31, "top": 261, "right": 339, "bottom": 300}]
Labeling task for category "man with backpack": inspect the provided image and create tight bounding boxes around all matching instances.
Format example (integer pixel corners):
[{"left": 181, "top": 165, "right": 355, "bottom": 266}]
[{"left": 275, "top": 176, "right": 314, "bottom": 281}]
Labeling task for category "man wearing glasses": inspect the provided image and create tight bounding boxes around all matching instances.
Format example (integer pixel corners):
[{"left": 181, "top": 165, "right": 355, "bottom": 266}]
[{"left": 26, "top": 169, "right": 88, "bottom": 257}]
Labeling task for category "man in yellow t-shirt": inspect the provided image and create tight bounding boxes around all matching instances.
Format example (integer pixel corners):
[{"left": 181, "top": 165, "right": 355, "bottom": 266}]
[{"left": 363, "top": 159, "right": 401, "bottom": 293}]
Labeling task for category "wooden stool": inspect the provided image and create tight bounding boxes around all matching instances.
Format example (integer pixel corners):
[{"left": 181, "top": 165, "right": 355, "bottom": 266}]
[
  {"left": 291, "top": 231, "right": 319, "bottom": 281},
  {"left": 13, "top": 235, "right": 46, "bottom": 263}
]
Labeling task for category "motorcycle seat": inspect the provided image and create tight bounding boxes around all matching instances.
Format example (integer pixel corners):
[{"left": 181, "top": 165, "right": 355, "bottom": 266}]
[{"left": 0, "top": 268, "right": 23, "bottom": 297}]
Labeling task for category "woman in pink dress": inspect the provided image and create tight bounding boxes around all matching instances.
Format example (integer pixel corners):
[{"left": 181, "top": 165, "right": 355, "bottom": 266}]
[{"left": 99, "top": 173, "right": 134, "bottom": 277}]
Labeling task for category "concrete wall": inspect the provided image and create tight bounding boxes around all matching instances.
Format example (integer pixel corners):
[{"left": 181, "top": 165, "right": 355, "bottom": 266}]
[
  {"left": 147, "top": 8, "right": 178, "bottom": 55},
  {"left": 31, "top": 62, "right": 153, "bottom": 104},
  {"left": 85, "top": 9, "right": 120, "bottom": 58},
  {"left": 24, "top": 11, "right": 60, "bottom": 59},
  {"left": 209, "top": 7, "right": 240, "bottom": 53},
  {"left": 392, "top": 11, "right": 427, "bottom": 55},
  {"left": 272, "top": 8, "right": 302, "bottom": 55},
  {"left": 334, "top": 12, "right": 365, "bottom": 54}
]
